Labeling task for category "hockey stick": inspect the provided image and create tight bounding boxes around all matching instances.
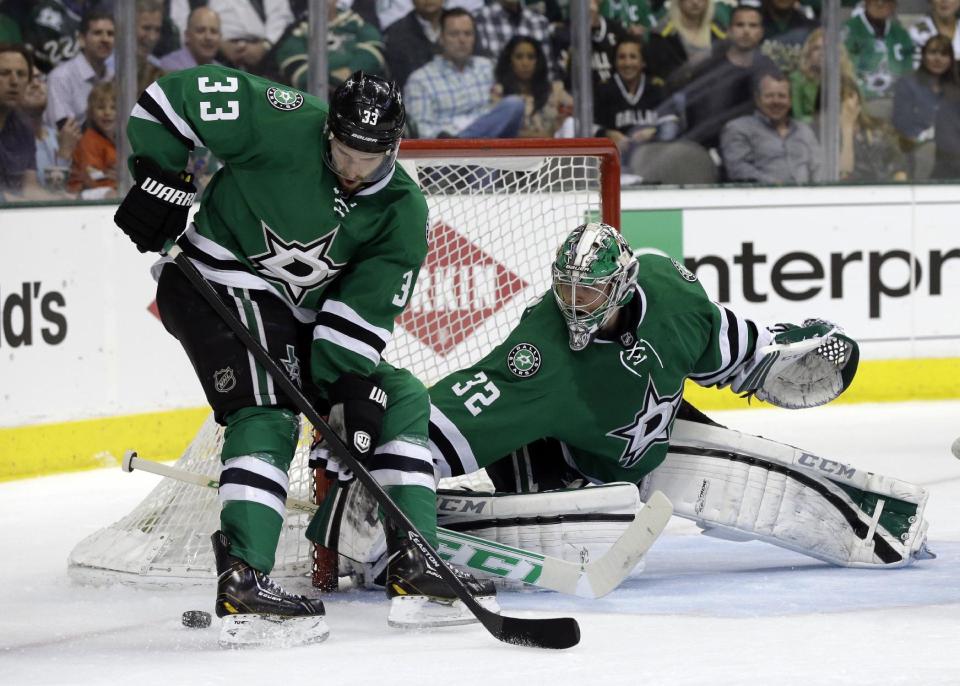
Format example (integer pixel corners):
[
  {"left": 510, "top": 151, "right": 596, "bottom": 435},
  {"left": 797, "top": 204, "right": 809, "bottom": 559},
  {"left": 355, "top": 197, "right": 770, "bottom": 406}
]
[
  {"left": 122, "top": 451, "right": 672, "bottom": 599},
  {"left": 165, "top": 245, "right": 579, "bottom": 649}
]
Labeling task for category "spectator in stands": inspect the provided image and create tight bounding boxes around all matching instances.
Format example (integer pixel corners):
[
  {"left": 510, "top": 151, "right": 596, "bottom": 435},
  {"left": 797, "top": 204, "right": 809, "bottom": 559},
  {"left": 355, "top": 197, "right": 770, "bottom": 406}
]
[
  {"left": 21, "top": 0, "right": 89, "bottom": 74},
  {"left": 893, "top": 34, "right": 957, "bottom": 178},
  {"left": 827, "top": 75, "right": 908, "bottom": 181},
  {"left": 673, "top": 2, "right": 776, "bottom": 151},
  {"left": 475, "top": 0, "right": 557, "bottom": 78},
  {"left": 0, "top": 10, "right": 20, "bottom": 43},
  {"left": 844, "top": 0, "right": 913, "bottom": 102},
  {"left": 646, "top": 0, "right": 726, "bottom": 84},
  {"left": 930, "top": 81, "right": 960, "bottom": 178},
  {"left": 554, "top": 0, "right": 630, "bottom": 85},
  {"left": 492, "top": 35, "right": 573, "bottom": 137},
  {"left": 760, "top": 0, "right": 817, "bottom": 74},
  {"left": 908, "top": 0, "right": 960, "bottom": 68},
  {"left": 67, "top": 79, "right": 117, "bottom": 197},
  {"left": 137, "top": 0, "right": 166, "bottom": 92},
  {"left": 158, "top": 6, "right": 222, "bottom": 72},
  {"left": 721, "top": 70, "right": 822, "bottom": 183},
  {"left": 600, "top": 0, "right": 659, "bottom": 38},
  {"left": 790, "top": 27, "right": 856, "bottom": 123},
  {"left": 211, "top": 0, "right": 294, "bottom": 73},
  {"left": 595, "top": 36, "right": 678, "bottom": 150},
  {"left": 44, "top": 10, "right": 113, "bottom": 129},
  {"left": 21, "top": 71, "right": 80, "bottom": 195},
  {"left": 405, "top": 8, "right": 525, "bottom": 138},
  {"left": 0, "top": 43, "right": 55, "bottom": 200},
  {"left": 384, "top": 0, "right": 444, "bottom": 92},
  {"left": 274, "top": 0, "right": 385, "bottom": 93}
]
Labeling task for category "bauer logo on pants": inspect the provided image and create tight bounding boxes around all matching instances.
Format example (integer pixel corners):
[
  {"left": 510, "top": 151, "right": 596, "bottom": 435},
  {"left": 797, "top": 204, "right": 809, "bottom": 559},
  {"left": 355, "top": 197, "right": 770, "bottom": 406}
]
[
  {"left": 507, "top": 343, "right": 541, "bottom": 378},
  {"left": 214, "top": 367, "right": 237, "bottom": 393}
]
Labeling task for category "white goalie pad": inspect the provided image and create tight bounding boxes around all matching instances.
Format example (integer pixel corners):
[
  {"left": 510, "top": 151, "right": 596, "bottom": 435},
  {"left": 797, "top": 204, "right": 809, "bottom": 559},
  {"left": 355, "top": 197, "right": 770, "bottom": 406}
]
[
  {"left": 335, "top": 482, "right": 646, "bottom": 587},
  {"left": 436, "top": 482, "right": 644, "bottom": 565},
  {"left": 639, "top": 418, "right": 931, "bottom": 568}
]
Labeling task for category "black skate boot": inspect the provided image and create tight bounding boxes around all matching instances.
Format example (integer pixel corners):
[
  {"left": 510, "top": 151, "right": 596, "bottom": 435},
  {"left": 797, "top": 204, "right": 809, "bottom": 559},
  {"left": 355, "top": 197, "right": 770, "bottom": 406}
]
[
  {"left": 384, "top": 534, "right": 499, "bottom": 628},
  {"left": 212, "top": 530, "right": 329, "bottom": 648}
]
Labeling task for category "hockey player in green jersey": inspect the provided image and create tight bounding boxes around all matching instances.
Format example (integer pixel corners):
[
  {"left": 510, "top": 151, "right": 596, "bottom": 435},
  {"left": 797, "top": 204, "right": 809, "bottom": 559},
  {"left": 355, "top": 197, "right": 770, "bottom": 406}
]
[
  {"left": 425, "top": 223, "right": 931, "bottom": 574},
  {"left": 113, "top": 66, "right": 494, "bottom": 647}
]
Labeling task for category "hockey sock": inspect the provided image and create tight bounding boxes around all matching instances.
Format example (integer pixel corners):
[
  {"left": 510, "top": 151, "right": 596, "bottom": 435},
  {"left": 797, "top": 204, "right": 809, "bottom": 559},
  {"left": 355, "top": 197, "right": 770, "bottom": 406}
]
[
  {"left": 385, "top": 484, "right": 438, "bottom": 549},
  {"left": 220, "top": 501, "right": 283, "bottom": 573},
  {"left": 219, "top": 406, "right": 300, "bottom": 573}
]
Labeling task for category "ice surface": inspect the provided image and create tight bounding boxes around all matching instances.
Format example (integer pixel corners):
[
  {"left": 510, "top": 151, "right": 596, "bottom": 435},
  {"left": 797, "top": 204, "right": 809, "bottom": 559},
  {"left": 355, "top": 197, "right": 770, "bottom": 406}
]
[{"left": 1, "top": 401, "right": 958, "bottom": 686}]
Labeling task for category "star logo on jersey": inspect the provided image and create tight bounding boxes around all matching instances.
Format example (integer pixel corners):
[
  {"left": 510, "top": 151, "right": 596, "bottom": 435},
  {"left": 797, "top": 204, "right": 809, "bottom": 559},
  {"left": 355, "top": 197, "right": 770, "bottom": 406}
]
[
  {"left": 250, "top": 221, "right": 346, "bottom": 305},
  {"left": 280, "top": 344, "right": 301, "bottom": 387},
  {"left": 266, "top": 86, "right": 304, "bottom": 111},
  {"left": 507, "top": 343, "right": 541, "bottom": 378},
  {"left": 671, "top": 258, "right": 697, "bottom": 282},
  {"left": 607, "top": 379, "right": 683, "bottom": 469}
]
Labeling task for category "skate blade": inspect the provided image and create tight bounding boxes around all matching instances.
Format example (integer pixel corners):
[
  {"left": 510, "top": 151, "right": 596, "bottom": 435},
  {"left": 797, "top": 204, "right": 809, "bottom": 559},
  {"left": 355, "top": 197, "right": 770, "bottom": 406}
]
[
  {"left": 218, "top": 613, "right": 330, "bottom": 649},
  {"left": 387, "top": 594, "right": 500, "bottom": 629}
]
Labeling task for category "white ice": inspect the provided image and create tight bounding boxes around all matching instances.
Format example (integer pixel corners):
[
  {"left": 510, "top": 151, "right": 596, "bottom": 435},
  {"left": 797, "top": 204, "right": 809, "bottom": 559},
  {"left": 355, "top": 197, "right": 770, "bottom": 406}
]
[{"left": 2, "top": 401, "right": 959, "bottom": 686}]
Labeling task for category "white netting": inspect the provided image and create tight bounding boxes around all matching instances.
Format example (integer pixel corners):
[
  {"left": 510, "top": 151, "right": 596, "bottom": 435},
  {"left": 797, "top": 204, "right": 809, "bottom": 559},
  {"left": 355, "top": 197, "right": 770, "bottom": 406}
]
[{"left": 68, "top": 144, "right": 612, "bottom": 588}]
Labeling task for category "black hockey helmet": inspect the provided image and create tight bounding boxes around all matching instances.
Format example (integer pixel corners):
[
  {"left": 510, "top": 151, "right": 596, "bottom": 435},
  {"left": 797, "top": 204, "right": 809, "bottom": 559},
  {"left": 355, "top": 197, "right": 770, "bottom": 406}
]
[{"left": 327, "top": 71, "right": 405, "bottom": 153}]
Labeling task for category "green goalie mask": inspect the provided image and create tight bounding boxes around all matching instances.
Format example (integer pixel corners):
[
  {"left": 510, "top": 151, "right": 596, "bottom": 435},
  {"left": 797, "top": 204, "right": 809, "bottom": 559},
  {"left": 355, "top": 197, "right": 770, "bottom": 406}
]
[{"left": 552, "top": 223, "right": 639, "bottom": 351}]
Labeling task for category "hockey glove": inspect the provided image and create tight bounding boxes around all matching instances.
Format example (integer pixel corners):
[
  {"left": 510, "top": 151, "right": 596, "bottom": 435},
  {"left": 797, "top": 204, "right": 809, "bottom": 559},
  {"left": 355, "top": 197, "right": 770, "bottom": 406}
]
[
  {"left": 114, "top": 156, "right": 196, "bottom": 253},
  {"left": 733, "top": 319, "right": 860, "bottom": 409},
  {"left": 328, "top": 373, "right": 388, "bottom": 462}
]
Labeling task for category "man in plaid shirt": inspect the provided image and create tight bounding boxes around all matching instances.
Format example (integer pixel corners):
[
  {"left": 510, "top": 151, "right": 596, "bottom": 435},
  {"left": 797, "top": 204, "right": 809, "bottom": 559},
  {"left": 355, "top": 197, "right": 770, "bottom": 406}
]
[
  {"left": 475, "top": 0, "right": 557, "bottom": 79},
  {"left": 405, "top": 8, "right": 525, "bottom": 138}
]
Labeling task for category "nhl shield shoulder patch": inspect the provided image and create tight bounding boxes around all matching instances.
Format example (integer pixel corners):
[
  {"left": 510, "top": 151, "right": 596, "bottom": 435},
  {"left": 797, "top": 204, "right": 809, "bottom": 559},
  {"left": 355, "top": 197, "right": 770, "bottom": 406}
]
[
  {"left": 507, "top": 343, "right": 541, "bottom": 378},
  {"left": 671, "top": 258, "right": 697, "bottom": 282},
  {"left": 266, "top": 86, "right": 304, "bottom": 111}
]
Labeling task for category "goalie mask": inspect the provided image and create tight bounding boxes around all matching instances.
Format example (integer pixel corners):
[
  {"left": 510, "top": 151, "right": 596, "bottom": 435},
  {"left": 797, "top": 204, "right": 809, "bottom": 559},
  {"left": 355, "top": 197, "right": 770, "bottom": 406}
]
[
  {"left": 323, "top": 71, "right": 405, "bottom": 188},
  {"left": 552, "top": 223, "right": 638, "bottom": 351}
]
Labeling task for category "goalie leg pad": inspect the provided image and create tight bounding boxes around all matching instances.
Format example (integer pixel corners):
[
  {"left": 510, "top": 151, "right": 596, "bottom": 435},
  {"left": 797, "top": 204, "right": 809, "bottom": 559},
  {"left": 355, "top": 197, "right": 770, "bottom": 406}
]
[
  {"left": 334, "top": 482, "right": 647, "bottom": 587},
  {"left": 639, "top": 419, "right": 930, "bottom": 568},
  {"left": 436, "top": 483, "right": 643, "bottom": 567}
]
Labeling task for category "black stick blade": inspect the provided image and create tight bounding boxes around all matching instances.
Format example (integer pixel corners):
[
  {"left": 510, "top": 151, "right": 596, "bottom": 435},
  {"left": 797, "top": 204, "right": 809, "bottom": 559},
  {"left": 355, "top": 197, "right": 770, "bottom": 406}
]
[{"left": 488, "top": 615, "right": 581, "bottom": 650}]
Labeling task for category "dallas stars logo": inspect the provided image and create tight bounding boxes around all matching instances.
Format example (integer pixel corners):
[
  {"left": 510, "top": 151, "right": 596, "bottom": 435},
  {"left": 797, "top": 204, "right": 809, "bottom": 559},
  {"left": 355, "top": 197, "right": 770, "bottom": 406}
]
[
  {"left": 266, "top": 86, "right": 304, "bottom": 111},
  {"left": 607, "top": 379, "right": 683, "bottom": 469},
  {"left": 250, "top": 221, "right": 346, "bottom": 305}
]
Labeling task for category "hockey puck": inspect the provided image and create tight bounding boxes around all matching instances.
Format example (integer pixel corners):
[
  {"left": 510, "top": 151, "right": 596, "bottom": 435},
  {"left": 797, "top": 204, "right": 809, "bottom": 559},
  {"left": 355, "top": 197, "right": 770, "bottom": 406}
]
[
  {"left": 952, "top": 436, "right": 960, "bottom": 459},
  {"left": 182, "top": 610, "right": 212, "bottom": 628}
]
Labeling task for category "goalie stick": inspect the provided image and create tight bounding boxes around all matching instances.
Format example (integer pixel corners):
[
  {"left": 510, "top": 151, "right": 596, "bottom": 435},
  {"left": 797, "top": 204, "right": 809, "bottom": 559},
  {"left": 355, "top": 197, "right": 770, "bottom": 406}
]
[
  {"left": 164, "top": 244, "right": 579, "bottom": 649},
  {"left": 122, "top": 451, "right": 672, "bottom": 599}
]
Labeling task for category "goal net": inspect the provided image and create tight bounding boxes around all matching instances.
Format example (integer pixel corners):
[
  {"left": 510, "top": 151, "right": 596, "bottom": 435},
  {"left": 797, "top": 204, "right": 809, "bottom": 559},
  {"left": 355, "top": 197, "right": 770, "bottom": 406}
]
[{"left": 68, "top": 138, "right": 620, "bottom": 589}]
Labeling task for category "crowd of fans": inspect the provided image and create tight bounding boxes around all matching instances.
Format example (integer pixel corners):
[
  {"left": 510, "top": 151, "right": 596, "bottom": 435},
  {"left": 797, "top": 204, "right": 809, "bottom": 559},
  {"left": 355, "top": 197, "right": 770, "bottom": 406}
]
[{"left": 2, "top": 0, "right": 960, "bottom": 201}]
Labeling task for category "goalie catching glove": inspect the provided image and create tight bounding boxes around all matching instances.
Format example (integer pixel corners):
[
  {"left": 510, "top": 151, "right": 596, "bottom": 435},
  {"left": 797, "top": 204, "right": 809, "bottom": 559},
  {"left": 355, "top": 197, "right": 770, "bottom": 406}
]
[
  {"left": 732, "top": 319, "right": 859, "bottom": 409},
  {"left": 114, "top": 156, "right": 196, "bottom": 253},
  {"left": 310, "top": 374, "right": 388, "bottom": 480}
]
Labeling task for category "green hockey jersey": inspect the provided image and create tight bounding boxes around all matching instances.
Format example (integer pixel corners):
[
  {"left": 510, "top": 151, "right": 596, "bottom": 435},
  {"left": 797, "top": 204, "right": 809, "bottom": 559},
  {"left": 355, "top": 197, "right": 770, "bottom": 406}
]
[
  {"left": 428, "top": 254, "right": 760, "bottom": 484},
  {"left": 129, "top": 65, "right": 428, "bottom": 387},
  {"left": 843, "top": 8, "right": 913, "bottom": 100}
]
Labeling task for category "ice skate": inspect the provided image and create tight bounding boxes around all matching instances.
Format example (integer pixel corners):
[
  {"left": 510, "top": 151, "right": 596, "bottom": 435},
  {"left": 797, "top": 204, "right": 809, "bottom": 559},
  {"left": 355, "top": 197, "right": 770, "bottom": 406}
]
[
  {"left": 385, "top": 535, "right": 499, "bottom": 628},
  {"left": 212, "top": 531, "right": 330, "bottom": 648}
]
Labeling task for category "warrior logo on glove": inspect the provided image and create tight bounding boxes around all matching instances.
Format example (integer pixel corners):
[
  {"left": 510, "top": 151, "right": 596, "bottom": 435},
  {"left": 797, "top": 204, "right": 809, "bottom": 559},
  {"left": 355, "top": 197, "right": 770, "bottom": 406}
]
[{"left": 354, "top": 431, "right": 372, "bottom": 454}]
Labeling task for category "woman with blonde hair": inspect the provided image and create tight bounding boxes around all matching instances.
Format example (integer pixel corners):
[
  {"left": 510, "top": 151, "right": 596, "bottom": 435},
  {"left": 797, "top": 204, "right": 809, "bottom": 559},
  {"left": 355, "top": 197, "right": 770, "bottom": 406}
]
[
  {"left": 791, "top": 27, "right": 856, "bottom": 123},
  {"left": 646, "top": 0, "right": 726, "bottom": 84}
]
